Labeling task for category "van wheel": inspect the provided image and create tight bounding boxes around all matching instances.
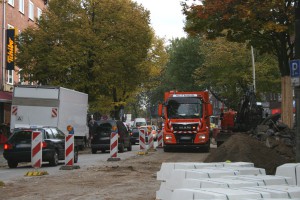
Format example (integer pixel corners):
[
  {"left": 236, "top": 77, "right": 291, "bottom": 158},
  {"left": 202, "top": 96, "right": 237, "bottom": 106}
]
[
  {"left": 74, "top": 148, "right": 79, "bottom": 163},
  {"left": 49, "top": 150, "right": 59, "bottom": 166},
  {"left": 7, "top": 160, "right": 18, "bottom": 168},
  {"left": 119, "top": 143, "right": 125, "bottom": 153}
]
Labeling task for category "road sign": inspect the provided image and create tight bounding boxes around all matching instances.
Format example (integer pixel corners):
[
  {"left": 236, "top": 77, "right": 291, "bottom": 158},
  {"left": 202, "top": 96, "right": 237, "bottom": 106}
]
[
  {"left": 290, "top": 60, "right": 300, "bottom": 77},
  {"left": 290, "top": 60, "right": 300, "bottom": 86}
]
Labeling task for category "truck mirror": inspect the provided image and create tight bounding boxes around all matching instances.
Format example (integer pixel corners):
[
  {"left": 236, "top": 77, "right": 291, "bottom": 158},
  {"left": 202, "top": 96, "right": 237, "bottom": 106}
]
[
  {"left": 207, "top": 104, "right": 213, "bottom": 116},
  {"left": 158, "top": 104, "right": 163, "bottom": 117}
]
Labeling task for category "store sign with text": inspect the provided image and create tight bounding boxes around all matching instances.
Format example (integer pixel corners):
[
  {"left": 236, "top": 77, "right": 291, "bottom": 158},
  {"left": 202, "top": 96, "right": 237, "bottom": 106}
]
[{"left": 6, "top": 29, "right": 15, "bottom": 70}]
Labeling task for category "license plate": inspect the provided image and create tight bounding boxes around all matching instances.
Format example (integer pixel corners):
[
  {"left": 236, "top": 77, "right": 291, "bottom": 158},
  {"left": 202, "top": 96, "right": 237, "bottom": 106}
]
[
  {"left": 16, "top": 144, "right": 31, "bottom": 148},
  {"left": 181, "top": 136, "right": 191, "bottom": 140}
]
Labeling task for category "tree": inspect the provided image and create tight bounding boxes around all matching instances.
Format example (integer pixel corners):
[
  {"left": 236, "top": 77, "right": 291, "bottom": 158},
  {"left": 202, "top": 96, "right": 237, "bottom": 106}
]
[
  {"left": 16, "top": 0, "right": 153, "bottom": 119},
  {"left": 182, "top": 0, "right": 296, "bottom": 127},
  {"left": 194, "top": 37, "right": 280, "bottom": 110}
]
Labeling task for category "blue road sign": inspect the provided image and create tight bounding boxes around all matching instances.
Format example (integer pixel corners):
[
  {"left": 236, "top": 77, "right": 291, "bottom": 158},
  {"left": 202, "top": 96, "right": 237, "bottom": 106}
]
[{"left": 290, "top": 60, "right": 300, "bottom": 77}]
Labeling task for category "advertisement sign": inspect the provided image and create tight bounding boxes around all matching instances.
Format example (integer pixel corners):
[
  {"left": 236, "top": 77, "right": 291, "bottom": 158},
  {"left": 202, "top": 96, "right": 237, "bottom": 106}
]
[{"left": 6, "top": 29, "right": 15, "bottom": 70}]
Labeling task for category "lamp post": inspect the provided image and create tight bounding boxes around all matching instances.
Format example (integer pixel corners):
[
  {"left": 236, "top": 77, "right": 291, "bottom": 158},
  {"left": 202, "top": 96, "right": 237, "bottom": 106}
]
[{"left": 295, "top": 0, "right": 300, "bottom": 162}]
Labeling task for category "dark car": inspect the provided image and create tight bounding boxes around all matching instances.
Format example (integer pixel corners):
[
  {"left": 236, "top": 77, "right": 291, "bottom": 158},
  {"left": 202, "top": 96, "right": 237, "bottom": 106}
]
[
  {"left": 90, "top": 120, "right": 132, "bottom": 154},
  {"left": 130, "top": 128, "right": 140, "bottom": 145},
  {"left": 3, "top": 127, "right": 78, "bottom": 168}
]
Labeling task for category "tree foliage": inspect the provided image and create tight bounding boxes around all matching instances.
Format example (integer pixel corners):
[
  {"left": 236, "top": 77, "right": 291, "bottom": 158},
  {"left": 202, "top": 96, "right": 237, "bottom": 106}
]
[
  {"left": 182, "top": 0, "right": 295, "bottom": 126},
  {"left": 194, "top": 37, "right": 280, "bottom": 110},
  {"left": 16, "top": 0, "right": 155, "bottom": 119}
]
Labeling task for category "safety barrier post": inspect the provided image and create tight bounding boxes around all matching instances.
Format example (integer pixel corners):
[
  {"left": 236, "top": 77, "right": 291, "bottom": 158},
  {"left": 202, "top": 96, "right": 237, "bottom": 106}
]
[
  {"left": 25, "top": 131, "right": 48, "bottom": 176},
  {"left": 157, "top": 130, "right": 163, "bottom": 148},
  {"left": 31, "top": 131, "right": 42, "bottom": 168},
  {"left": 65, "top": 134, "right": 74, "bottom": 166},
  {"left": 60, "top": 125, "right": 80, "bottom": 170},
  {"left": 107, "top": 132, "right": 120, "bottom": 161},
  {"left": 148, "top": 132, "right": 156, "bottom": 151},
  {"left": 138, "top": 128, "right": 147, "bottom": 155}
]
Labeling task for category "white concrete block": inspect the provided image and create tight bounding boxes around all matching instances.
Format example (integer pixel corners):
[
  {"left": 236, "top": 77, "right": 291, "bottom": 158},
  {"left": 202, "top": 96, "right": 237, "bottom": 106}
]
[
  {"left": 171, "top": 188, "right": 271, "bottom": 200},
  {"left": 276, "top": 163, "right": 300, "bottom": 186},
  {"left": 222, "top": 162, "right": 254, "bottom": 167},
  {"left": 216, "top": 167, "right": 266, "bottom": 175},
  {"left": 182, "top": 178, "right": 258, "bottom": 189},
  {"left": 223, "top": 175, "right": 293, "bottom": 186}
]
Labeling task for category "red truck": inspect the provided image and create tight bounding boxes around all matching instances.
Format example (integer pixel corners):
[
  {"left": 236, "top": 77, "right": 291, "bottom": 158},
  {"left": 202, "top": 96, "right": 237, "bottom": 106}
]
[{"left": 158, "top": 91, "right": 213, "bottom": 152}]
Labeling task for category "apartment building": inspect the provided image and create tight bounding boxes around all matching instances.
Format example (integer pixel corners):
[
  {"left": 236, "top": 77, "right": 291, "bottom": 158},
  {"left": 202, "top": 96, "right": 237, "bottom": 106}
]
[{"left": 0, "top": 0, "right": 47, "bottom": 125}]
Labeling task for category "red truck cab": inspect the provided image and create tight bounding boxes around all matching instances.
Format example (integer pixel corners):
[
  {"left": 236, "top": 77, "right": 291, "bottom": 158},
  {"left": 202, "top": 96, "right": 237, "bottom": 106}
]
[{"left": 158, "top": 91, "right": 213, "bottom": 152}]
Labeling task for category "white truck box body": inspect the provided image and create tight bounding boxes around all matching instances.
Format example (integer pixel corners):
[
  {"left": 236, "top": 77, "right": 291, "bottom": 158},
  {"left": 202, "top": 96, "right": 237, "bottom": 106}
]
[{"left": 10, "top": 86, "right": 88, "bottom": 146}]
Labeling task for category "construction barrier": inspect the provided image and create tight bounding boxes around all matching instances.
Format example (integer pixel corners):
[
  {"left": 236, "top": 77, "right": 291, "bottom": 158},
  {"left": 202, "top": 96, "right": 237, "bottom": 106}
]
[
  {"left": 65, "top": 134, "right": 74, "bottom": 166},
  {"left": 148, "top": 132, "right": 155, "bottom": 151},
  {"left": 157, "top": 130, "right": 163, "bottom": 148},
  {"left": 138, "top": 128, "right": 147, "bottom": 155},
  {"left": 31, "top": 131, "right": 42, "bottom": 168},
  {"left": 107, "top": 132, "right": 120, "bottom": 161}
]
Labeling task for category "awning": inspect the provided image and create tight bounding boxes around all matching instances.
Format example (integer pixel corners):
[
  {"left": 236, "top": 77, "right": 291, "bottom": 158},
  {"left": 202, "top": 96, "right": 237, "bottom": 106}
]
[{"left": 0, "top": 91, "right": 12, "bottom": 103}]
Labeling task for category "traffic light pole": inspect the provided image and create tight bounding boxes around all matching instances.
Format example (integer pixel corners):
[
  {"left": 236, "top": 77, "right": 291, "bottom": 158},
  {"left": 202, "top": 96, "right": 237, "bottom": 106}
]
[{"left": 295, "top": 0, "right": 300, "bottom": 162}]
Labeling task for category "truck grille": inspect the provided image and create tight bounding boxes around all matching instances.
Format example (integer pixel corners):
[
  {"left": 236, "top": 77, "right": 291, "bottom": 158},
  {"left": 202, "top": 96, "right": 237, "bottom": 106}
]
[{"left": 172, "top": 123, "right": 198, "bottom": 133}]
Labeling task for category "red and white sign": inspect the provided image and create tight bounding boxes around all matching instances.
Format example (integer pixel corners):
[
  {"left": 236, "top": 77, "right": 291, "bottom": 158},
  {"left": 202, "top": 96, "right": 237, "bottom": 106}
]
[
  {"left": 51, "top": 108, "right": 58, "bottom": 118},
  {"left": 31, "top": 131, "right": 42, "bottom": 168},
  {"left": 12, "top": 106, "right": 17, "bottom": 115},
  {"left": 110, "top": 132, "right": 118, "bottom": 158},
  {"left": 148, "top": 132, "right": 154, "bottom": 150},
  {"left": 65, "top": 134, "right": 74, "bottom": 166}
]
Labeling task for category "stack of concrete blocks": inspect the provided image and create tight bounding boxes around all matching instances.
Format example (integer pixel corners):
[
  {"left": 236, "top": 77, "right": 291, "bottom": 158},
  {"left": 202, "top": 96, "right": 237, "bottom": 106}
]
[{"left": 156, "top": 162, "right": 300, "bottom": 200}]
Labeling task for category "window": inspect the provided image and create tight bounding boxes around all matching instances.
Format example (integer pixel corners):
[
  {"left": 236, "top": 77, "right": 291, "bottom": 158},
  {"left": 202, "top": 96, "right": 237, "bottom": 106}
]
[
  {"left": 19, "top": 0, "right": 24, "bottom": 13},
  {"left": 28, "top": 1, "right": 34, "bottom": 21},
  {"left": 8, "top": 0, "right": 14, "bottom": 6},
  {"left": 37, "top": 7, "right": 42, "bottom": 19},
  {"left": 7, "top": 70, "right": 13, "bottom": 85}
]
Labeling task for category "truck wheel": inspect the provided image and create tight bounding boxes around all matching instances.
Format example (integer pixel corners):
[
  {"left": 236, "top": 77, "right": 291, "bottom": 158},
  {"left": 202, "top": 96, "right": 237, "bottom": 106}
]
[
  {"left": 7, "top": 160, "right": 18, "bottom": 168},
  {"left": 163, "top": 146, "right": 170, "bottom": 152},
  {"left": 49, "top": 150, "right": 59, "bottom": 166},
  {"left": 92, "top": 148, "right": 97, "bottom": 154},
  {"left": 74, "top": 148, "right": 79, "bottom": 163}
]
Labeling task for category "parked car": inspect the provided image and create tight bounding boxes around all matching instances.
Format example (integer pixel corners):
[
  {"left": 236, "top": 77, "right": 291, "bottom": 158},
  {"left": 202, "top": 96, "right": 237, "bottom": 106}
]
[
  {"left": 130, "top": 128, "right": 140, "bottom": 145},
  {"left": 90, "top": 120, "right": 132, "bottom": 154},
  {"left": 3, "top": 126, "right": 78, "bottom": 168}
]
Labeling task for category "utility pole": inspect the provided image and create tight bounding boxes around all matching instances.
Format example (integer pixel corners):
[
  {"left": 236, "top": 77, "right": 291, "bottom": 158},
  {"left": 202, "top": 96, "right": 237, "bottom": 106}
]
[
  {"left": 251, "top": 46, "right": 256, "bottom": 93},
  {"left": 295, "top": 0, "right": 300, "bottom": 162}
]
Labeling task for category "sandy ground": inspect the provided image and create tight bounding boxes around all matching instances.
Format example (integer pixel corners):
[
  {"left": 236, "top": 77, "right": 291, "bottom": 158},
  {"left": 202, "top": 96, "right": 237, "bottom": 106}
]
[{"left": 0, "top": 147, "right": 211, "bottom": 200}]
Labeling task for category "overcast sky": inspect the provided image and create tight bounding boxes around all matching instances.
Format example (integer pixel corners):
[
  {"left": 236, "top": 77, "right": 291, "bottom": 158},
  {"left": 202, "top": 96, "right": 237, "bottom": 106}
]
[{"left": 133, "top": 0, "right": 187, "bottom": 41}]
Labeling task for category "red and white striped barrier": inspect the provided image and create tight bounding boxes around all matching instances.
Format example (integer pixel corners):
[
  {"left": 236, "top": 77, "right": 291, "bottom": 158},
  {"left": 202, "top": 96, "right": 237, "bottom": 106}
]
[
  {"left": 148, "top": 132, "right": 154, "bottom": 150},
  {"left": 110, "top": 132, "right": 118, "bottom": 158},
  {"left": 139, "top": 128, "right": 146, "bottom": 151},
  {"left": 157, "top": 130, "right": 163, "bottom": 148},
  {"left": 31, "top": 131, "right": 42, "bottom": 168},
  {"left": 65, "top": 134, "right": 74, "bottom": 166}
]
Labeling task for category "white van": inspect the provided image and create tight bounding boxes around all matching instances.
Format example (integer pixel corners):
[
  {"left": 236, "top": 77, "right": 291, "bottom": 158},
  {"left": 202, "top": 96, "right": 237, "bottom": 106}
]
[{"left": 133, "top": 118, "right": 147, "bottom": 128}]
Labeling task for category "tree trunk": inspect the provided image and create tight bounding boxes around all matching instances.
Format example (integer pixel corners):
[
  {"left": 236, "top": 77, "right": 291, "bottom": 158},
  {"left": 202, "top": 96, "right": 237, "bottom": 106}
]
[{"left": 281, "top": 76, "right": 294, "bottom": 128}]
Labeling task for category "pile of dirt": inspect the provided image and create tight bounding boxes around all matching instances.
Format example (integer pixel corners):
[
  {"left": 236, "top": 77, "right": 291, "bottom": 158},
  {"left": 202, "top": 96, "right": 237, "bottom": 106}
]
[{"left": 205, "top": 133, "right": 295, "bottom": 175}]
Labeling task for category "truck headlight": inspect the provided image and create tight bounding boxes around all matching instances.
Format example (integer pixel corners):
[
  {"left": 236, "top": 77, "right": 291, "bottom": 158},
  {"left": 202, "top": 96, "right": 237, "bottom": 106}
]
[
  {"left": 198, "top": 134, "right": 206, "bottom": 140},
  {"left": 165, "top": 135, "right": 173, "bottom": 140}
]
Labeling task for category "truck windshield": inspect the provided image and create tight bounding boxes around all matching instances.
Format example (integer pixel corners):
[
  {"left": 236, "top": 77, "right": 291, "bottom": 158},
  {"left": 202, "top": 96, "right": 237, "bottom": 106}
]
[{"left": 166, "top": 97, "right": 203, "bottom": 119}]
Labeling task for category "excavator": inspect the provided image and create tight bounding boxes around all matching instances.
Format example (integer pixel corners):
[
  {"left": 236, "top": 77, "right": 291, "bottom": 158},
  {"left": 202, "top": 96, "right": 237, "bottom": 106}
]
[{"left": 214, "top": 86, "right": 264, "bottom": 147}]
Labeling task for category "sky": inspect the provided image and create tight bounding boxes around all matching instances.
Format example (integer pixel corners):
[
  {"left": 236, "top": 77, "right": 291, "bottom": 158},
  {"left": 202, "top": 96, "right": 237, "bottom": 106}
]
[{"left": 133, "top": 0, "right": 187, "bottom": 41}]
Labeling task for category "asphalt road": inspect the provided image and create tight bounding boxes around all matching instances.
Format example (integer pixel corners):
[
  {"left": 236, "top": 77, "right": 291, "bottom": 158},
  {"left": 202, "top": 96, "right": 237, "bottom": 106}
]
[{"left": 0, "top": 143, "right": 147, "bottom": 182}]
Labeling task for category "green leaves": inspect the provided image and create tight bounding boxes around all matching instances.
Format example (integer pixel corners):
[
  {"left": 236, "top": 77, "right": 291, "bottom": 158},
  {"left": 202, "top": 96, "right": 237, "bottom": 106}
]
[{"left": 16, "top": 0, "right": 155, "bottom": 116}]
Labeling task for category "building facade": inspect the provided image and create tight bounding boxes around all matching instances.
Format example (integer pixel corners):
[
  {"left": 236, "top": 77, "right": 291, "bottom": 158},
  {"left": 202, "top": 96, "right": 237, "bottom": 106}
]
[{"left": 0, "top": 0, "right": 47, "bottom": 125}]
